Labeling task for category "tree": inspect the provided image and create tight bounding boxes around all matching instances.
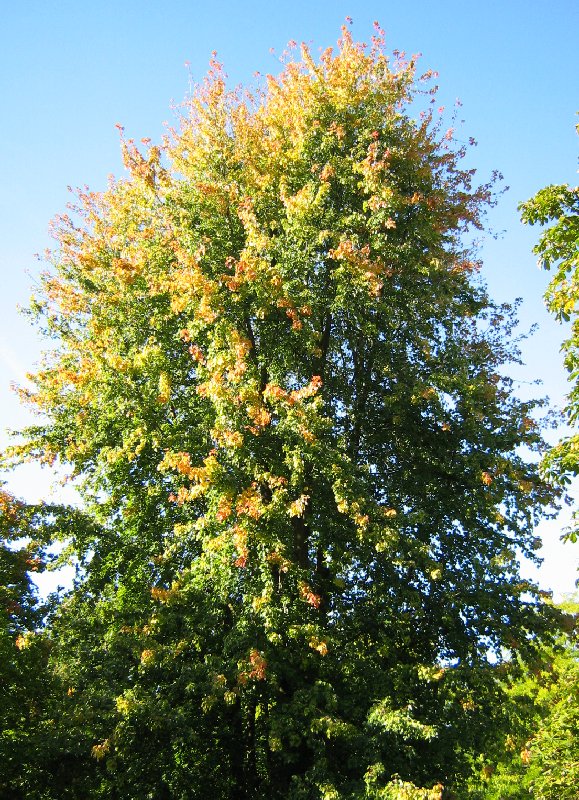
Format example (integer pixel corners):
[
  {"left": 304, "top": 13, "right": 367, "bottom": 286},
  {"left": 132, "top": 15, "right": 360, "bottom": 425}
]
[
  {"left": 0, "top": 489, "right": 107, "bottom": 799},
  {"left": 518, "top": 130, "right": 579, "bottom": 800},
  {"left": 467, "top": 598, "right": 579, "bottom": 800},
  {"left": 0, "top": 487, "right": 49, "bottom": 798},
  {"left": 8, "top": 25, "right": 561, "bottom": 799},
  {"left": 525, "top": 598, "right": 579, "bottom": 800},
  {"left": 519, "top": 143, "right": 579, "bottom": 539}
]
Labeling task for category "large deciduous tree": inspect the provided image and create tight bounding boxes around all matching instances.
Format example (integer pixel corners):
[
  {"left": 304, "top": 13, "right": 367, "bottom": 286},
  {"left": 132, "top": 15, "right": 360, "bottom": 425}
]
[{"left": 9, "top": 25, "right": 560, "bottom": 799}]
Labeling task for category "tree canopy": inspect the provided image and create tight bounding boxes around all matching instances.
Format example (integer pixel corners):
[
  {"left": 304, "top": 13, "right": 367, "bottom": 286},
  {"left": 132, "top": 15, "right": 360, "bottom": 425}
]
[
  {"left": 2, "top": 26, "right": 565, "bottom": 800},
  {"left": 520, "top": 140, "right": 579, "bottom": 538}
]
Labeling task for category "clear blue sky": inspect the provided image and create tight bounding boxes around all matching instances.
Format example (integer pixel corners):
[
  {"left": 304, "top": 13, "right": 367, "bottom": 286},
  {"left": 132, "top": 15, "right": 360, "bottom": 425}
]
[{"left": 0, "top": 0, "right": 577, "bottom": 595}]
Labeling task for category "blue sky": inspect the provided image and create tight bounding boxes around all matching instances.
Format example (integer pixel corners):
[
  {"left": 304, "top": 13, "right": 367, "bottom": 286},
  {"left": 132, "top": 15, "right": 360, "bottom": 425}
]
[{"left": 0, "top": 0, "right": 577, "bottom": 595}]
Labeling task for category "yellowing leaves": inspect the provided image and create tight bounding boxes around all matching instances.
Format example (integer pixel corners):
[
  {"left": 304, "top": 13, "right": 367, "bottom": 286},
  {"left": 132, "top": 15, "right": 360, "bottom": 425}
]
[
  {"left": 229, "top": 525, "right": 250, "bottom": 568},
  {"left": 238, "top": 649, "right": 267, "bottom": 684},
  {"left": 157, "top": 372, "right": 171, "bottom": 404},
  {"left": 481, "top": 471, "right": 493, "bottom": 487},
  {"left": 263, "top": 376, "right": 322, "bottom": 407},
  {"left": 211, "top": 426, "right": 244, "bottom": 449},
  {"left": 246, "top": 403, "right": 271, "bottom": 429},
  {"left": 281, "top": 182, "right": 316, "bottom": 218},
  {"left": 263, "top": 383, "right": 289, "bottom": 403},
  {"left": 215, "top": 495, "right": 233, "bottom": 522},
  {"left": 150, "top": 587, "right": 171, "bottom": 603},
  {"left": 330, "top": 239, "right": 386, "bottom": 298},
  {"left": 319, "top": 163, "right": 335, "bottom": 182},
  {"left": 111, "top": 256, "right": 143, "bottom": 284},
  {"left": 150, "top": 586, "right": 179, "bottom": 604},
  {"left": 236, "top": 484, "right": 263, "bottom": 520},
  {"left": 140, "top": 648, "right": 156, "bottom": 667},
  {"left": 91, "top": 739, "right": 111, "bottom": 761},
  {"left": 299, "top": 582, "right": 322, "bottom": 609},
  {"left": 309, "top": 636, "right": 329, "bottom": 656},
  {"left": 251, "top": 591, "right": 271, "bottom": 613},
  {"left": 158, "top": 450, "right": 196, "bottom": 478},
  {"left": 288, "top": 493, "right": 309, "bottom": 518},
  {"left": 266, "top": 550, "right": 290, "bottom": 573},
  {"left": 159, "top": 451, "right": 221, "bottom": 504},
  {"left": 237, "top": 196, "right": 270, "bottom": 252}
]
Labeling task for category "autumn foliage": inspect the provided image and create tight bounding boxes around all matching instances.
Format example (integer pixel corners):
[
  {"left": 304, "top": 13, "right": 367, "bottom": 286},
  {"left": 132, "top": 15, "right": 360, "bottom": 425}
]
[{"left": 1, "top": 25, "right": 565, "bottom": 800}]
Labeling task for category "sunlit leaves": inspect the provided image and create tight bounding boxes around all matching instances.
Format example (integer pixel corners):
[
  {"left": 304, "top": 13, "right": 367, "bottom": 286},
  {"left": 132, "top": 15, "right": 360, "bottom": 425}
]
[
  {"left": 520, "top": 124, "right": 579, "bottom": 541},
  {"left": 5, "top": 25, "right": 564, "bottom": 800}
]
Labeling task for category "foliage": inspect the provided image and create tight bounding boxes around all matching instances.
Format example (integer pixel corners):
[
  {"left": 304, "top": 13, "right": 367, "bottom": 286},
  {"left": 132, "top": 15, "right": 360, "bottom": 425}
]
[
  {"left": 470, "top": 598, "right": 579, "bottom": 800},
  {"left": 0, "top": 487, "right": 48, "bottom": 797},
  {"left": 516, "top": 119, "right": 579, "bottom": 800},
  {"left": 520, "top": 137, "right": 579, "bottom": 538},
  {"left": 528, "top": 628, "right": 579, "bottom": 798},
  {"left": 0, "top": 489, "right": 111, "bottom": 798},
  {"left": 3, "top": 25, "right": 564, "bottom": 799}
]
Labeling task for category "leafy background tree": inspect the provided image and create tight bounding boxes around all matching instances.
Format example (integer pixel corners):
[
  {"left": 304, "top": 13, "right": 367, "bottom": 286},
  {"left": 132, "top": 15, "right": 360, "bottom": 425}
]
[
  {"left": 468, "top": 596, "right": 579, "bottom": 800},
  {"left": 502, "top": 122, "right": 579, "bottom": 800},
  {"left": 520, "top": 146, "right": 579, "bottom": 537},
  {"left": 0, "top": 487, "right": 49, "bottom": 798},
  {"left": 1, "top": 26, "right": 570, "bottom": 799}
]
